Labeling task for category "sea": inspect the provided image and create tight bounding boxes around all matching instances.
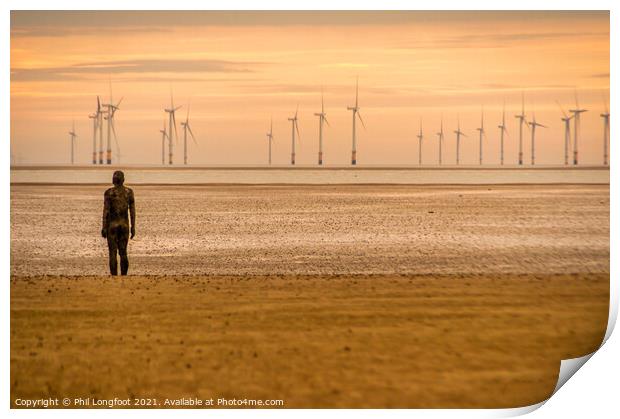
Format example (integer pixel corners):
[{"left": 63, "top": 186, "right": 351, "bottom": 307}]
[{"left": 10, "top": 165, "right": 610, "bottom": 185}]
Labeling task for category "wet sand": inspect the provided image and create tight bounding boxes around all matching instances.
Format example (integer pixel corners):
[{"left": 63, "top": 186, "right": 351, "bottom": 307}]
[
  {"left": 10, "top": 184, "right": 610, "bottom": 276},
  {"left": 10, "top": 184, "right": 610, "bottom": 408}
]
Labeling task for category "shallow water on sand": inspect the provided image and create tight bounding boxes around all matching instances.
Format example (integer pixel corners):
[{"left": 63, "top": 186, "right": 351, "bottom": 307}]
[{"left": 10, "top": 184, "right": 609, "bottom": 277}]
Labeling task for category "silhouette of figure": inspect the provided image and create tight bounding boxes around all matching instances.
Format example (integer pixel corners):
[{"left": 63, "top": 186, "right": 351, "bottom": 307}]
[{"left": 102, "top": 171, "right": 135, "bottom": 275}]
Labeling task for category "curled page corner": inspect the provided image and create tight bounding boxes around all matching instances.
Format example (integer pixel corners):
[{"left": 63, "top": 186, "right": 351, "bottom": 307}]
[
  {"left": 494, "top": 401, "right": 545, "bottom": 418},
  {"left": 548, "top": 274, "right": 618, "bottom": 399},
  {"left": 552, "top": 352, "right": 596, "bottom": 395},
  {"left": 492, "top": 353, "right": 598, "bottom": 418},
  {"left": 497, "top": 290, "right": 617, "bottom": 417}
]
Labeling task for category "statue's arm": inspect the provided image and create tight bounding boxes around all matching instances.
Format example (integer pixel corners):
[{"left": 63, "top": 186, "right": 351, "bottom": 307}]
[
  {"left": 129, "top": 189, "right": 136, "bottom": 237},
  {"left": 102, "top": 190, "right": 110, "bottom": 237}
]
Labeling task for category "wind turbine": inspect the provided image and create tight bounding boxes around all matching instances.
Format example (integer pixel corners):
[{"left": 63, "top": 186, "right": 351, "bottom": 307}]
[
  {"left": 102, "top": 82, "right": 122, "bottom": 165},
  {"left": 498, "top": 102, "right": 508, "bottom": 166},
  {"left": 180, "top": 102, "right": 197, "bottom": 165},
  {"left": 515, "top": 92, "right": 526, "bottom": 166},
  {"left": 266, "top": 118, "right": 274, "bottom": 165},
  {"left": 159, "top": 121, "right": 168, "bottom": 165},
  {"left": 527, "top": 113, "right": 547, "bottom": 166},
  {"left": 314, "top": 90, "right": 330, "bottom": 165},
  {"left": 569, "top": 90, "right": 588, "bottom": 165},
  {"left": 601, "top": 101, "right": 610, "bottom": 166},
  {"left": 556, "top": 101, "right": 574, "bottom": 166},
  {"left": 347, "top": 77, "right": 366, "bottom": 165},
  {"left": 288, "top": 105, "right": 300, "bottom": 165},
  {"left": 68, "top": 121, "right": 77, "bottom": 165},
  {"left": 96, "top": 96, "right": 105, "bottom": 164},
  {"left": 454, "top": 118, "right": 467, "bottom": 165},
  {"left": 476, "top": 107, "right": 485, "bottom": 165},
  {"left": 88, "top": 106, "right": 98, "bottom": 165},
  {"left": 417, "top": 118, "right": 423, "bottom": 165},
  {"left": 164, "top": 91, "right": 181, "bottom": 165},
  {"left": 436, "top": 116, "right": 444, "bottom": 165}
]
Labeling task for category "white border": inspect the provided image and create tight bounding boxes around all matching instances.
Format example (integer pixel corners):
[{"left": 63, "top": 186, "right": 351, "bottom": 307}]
[{"left": 3, "top": 2, "right": 616, "bottom": 418}]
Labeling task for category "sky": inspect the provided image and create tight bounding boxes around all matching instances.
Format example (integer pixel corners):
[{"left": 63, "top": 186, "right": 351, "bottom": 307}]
[{"left": 10, "top": 11, "right": 610, "bottom": 166}]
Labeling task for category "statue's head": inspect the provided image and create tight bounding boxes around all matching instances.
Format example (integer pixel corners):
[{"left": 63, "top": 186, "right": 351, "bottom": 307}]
[{"left": 112, "top": 170, "right": 125, "bottom": 186}]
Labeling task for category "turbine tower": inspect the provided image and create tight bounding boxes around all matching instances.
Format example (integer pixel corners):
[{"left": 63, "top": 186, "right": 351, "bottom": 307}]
[
  {"left": 68, "top": 121, "right": 77, "bottom": 165},
  {"left": 97, "top": 96, "right": 105, "bottom": 164},
  {"left": 164, "top": 92, "right": 181, "bottom": 165},
  {"left": 314, "top": 90, "right": 330, "bottom": 165},
  {"left": 436, "top": 116, "right": 444, "bottom": 165},
  {"left": 180, "top": 102, "right": 197, "bottom": 165},
  {"left": 89, "top": 97, "right": 104, "bottom": 164},
  {"left": 347, "top": 77, "right": 366, "bottom": 165},
  {"left": 476, "top": 108, "right": 485, "bottom": 165},
  {"left": 88, "top": 107, "right": 98, "bottom": 165},
  {"left": 266, "top": 118, "right": 274, "bottom": 165},
  {"left": 101, "top": 82, "right": 122, "bottom": 165},
  {"left": 417, "top": 118, "right": 423, "bottom": 165},
  {"left": 527, "top": 114, "right": 547, "bottom": 166},
  {"left": 556, "top": 101, "right": 574, "bottom": 166},
  {"left": 454, "top": 118, "right": 467, "bottom": 165},
  {"left": 159, "top": 121, "right": 168, "bottom": 165},
  {"left": 514, "top": 92, "right": 526, "bottom": 166},
  {"left": 569, "top": 90, "right": 588, "bottom": 165},
  {"left": 498, "top": 102, "right": 508, "bottom": 166},
  {"left": 288, "top": 105, "right": 300, "bottom": 165},
  {"left": 601, "top": 102, "right": 610, "bottom": 166}
]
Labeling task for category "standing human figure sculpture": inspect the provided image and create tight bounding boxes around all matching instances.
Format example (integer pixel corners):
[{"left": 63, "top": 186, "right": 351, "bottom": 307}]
[{"left": 102, "top": 170, "right": 135, "bottom": 275}]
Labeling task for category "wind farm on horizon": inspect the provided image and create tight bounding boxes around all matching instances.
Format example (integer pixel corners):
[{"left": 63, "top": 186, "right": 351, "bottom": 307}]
[{"left": 57, "top": 78, "right": 610, "bottom": 169}]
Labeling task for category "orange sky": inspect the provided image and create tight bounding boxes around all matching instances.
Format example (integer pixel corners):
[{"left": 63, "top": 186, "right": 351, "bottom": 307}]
[{"left": 10, "top": 11, "right": 609, "bottom": 165}]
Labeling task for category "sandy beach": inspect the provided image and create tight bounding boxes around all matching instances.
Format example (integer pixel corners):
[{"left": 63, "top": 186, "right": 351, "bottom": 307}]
[
  {"left": 10, "top": 184, "right": 610, "bottom": 408},
  {"left": 10, "top": 274, "right": 608, "bottom": 408}
]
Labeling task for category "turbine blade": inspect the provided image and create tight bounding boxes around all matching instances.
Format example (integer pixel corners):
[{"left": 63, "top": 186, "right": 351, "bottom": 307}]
[
  {"left": 574, "top": 88, "right": 579, "bottom": 108},
  {"left": 188, "top": 125, "right": 198, "bottom": 145},
  {"left": 556, "top": 100, "right": 568, "bottom": 118},
  {"left": 295, "top": 103, "right": 299, "bottom": 118},
  {"left": 173, "top": 113, "right": 179, "bottom": 144},
  {"left": 357, "top": 112, "right": 366, "bottom": 130},
  {"left": 295, "top": 121, "right": 300, "bottom": 140},
  {"left": 113, "top": 129, "right": 120, "bottom": 151},
  {"left": 116, "top": 97, "right": 123, "bottom": 108},
  {"left": 110, "top": 118, "right": 117, "bottom": 140},
  {"left": 324, "top": 116, "right": 330, "bottom": 127}
]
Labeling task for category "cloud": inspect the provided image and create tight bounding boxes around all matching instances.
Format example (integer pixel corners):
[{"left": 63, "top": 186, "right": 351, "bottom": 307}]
[
  {"left": 399, "top": 31, "right": 608, "bottom": 50},
  {"left": 11, "top": 11, "right": 609, "bottom": 38},
  {"left": 11, "top": 58, "right": 261, "bottom": 82}
]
